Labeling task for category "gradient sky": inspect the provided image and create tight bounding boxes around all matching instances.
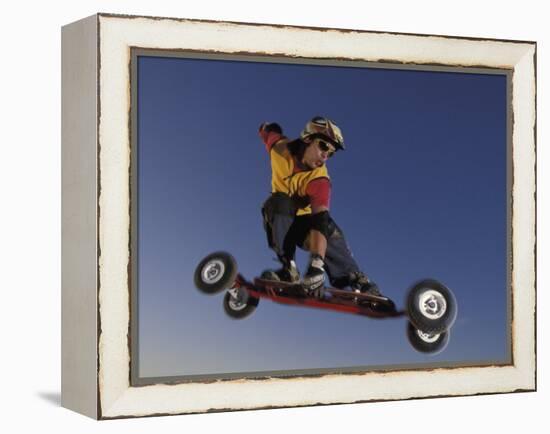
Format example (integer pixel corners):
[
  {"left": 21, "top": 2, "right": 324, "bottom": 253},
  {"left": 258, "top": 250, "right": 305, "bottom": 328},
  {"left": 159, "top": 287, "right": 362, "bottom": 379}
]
[{"left": 136, "top": 54, "right": 509, "bottom": 379}]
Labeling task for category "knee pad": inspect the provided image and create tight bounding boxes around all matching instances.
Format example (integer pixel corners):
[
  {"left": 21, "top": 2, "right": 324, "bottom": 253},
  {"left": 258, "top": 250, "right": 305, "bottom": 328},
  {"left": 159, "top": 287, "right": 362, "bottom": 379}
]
[{"left": 310, "top": 210, "right": 330, "bottom": 239}]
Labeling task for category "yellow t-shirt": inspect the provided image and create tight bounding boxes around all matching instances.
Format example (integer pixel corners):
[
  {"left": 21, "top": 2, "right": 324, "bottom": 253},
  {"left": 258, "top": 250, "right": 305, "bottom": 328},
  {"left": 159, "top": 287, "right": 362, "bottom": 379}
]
[{"left": 270, "top": 140, "right": 330, "bottom": 216}]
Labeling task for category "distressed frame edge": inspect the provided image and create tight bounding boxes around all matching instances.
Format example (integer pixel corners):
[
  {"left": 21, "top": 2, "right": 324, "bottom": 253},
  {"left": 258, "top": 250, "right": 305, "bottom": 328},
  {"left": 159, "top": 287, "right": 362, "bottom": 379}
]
[
  {"left": 95, "top": 11, "right": 537, "bottom": 46},
  {"left": 94, "top": 14, "right": 537, "bottom": 419}
]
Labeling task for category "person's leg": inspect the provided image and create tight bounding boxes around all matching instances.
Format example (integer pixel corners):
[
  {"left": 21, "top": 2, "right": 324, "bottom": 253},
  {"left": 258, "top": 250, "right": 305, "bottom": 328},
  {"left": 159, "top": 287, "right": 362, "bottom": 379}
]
[
  {"left": 322, "top": 217, "right": 382, "bottom": 296},
  {"left": 261, "top": 193, "right": 299, "bottom": 281},
  {"left": 321, "top": 218, "right": 360, "bottom": 287},
  {"left": 262, "top": 193, "right": 294, "bottom": 258}
]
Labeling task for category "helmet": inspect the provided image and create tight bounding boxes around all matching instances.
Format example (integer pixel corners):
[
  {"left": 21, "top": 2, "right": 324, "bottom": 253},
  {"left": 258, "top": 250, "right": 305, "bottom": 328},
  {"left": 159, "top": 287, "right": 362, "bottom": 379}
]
[{"left": 300, "top": 116, "right": 345, "bottom": 151}]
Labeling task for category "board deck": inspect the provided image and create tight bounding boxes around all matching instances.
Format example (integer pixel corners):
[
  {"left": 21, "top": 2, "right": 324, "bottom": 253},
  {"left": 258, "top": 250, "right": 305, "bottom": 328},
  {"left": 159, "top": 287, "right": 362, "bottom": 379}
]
[{"left": 254, "top": 277, "right": 393, "bottom": 304}]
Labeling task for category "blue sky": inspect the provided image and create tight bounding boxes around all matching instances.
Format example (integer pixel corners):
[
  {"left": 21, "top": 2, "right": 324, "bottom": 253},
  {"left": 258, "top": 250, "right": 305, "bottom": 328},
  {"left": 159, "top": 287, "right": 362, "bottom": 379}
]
[{"left": 136, "top": 54, "right": 509, "bottom": 379}]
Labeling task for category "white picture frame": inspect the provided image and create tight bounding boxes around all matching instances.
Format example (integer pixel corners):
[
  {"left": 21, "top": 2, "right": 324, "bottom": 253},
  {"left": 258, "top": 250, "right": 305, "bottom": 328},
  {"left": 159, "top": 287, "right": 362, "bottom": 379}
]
[{"left": 61, "top": 13, "right": 536, "bottom": 419}]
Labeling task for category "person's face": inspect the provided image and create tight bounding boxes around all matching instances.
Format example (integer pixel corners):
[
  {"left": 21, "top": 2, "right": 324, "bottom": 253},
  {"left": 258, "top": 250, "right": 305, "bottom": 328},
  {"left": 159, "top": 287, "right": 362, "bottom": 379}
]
[{"left": 301, "top": 138, "right": 336, "bottom": 170}]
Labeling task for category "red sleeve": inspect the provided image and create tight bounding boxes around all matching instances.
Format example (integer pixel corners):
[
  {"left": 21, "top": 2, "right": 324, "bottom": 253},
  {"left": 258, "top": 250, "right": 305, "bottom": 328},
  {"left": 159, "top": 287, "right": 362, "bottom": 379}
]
[
  {"left": 259, "top": 129, "right": 284, "bottom": 152},
  {"left": 306, "top": 178, "right": 331, "bottom": 210}
]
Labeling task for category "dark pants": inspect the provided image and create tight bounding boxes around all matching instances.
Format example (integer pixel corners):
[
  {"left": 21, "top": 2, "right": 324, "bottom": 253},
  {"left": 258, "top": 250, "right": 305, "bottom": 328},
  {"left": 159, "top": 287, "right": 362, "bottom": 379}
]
[{"left": 262, "top": 193, "right": 361, "bottom": 288}]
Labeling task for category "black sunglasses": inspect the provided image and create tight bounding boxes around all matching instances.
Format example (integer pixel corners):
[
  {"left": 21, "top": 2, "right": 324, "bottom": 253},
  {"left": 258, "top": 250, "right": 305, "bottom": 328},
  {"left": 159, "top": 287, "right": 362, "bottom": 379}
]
[{"left": 317, "top": 139, "right": 336, "bottom": 157}]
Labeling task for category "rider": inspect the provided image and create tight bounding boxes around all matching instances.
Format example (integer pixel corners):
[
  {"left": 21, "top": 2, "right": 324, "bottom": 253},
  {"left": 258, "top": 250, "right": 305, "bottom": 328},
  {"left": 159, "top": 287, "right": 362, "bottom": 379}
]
[{"left": 259, "top": 116, "right": 384, "bottom": 299}]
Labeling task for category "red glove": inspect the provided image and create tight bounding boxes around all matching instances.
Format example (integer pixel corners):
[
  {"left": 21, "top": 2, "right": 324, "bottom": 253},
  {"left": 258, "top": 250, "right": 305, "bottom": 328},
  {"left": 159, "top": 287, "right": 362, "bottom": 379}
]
[
  {"left": 258, "top": 122, "right": 283, "bottom": 135},
  {"left": 259, "top": 122, "right": 284, "bottom": 152}
]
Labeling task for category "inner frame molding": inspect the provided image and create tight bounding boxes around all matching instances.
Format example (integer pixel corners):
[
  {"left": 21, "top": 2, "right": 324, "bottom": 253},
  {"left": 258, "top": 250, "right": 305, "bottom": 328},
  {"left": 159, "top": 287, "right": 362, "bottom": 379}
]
[{"left": 128, "top": 47, "right": 514, "bottom": 386}]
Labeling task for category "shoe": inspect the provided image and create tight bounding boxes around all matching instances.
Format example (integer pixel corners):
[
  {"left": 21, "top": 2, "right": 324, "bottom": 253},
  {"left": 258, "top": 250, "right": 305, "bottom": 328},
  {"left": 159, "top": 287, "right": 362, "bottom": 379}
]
[
  {"left": 349, "top": 271, "right": 383, "bottom": 298},
  {"left": 262, "top": 259, "right": 300, "bottom": 283},
  {"left": 302, "top": 254, "right": 326, "bottom": 298}
]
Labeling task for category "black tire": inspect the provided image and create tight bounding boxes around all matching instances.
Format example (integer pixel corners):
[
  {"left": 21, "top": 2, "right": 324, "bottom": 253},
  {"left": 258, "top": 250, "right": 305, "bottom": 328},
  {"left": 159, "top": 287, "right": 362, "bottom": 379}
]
[
  {"left": 407, "top": 322, "right": 450, "bottom": 355},
  {"left": 194, "top": 252, "right": 238, "bottom": 295},
  {"left": 406, "top": 279, "right": 457, "bottom": 334},
  {"left": 223, "top": 288, "right": 259, "bottom": 319}
]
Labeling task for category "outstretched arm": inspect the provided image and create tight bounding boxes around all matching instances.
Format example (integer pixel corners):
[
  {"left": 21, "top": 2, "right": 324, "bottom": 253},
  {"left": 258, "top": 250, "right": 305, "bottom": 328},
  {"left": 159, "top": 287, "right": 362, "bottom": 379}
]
[{"left": 258, "top": 122, "right": 287, "bottom": 154}]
